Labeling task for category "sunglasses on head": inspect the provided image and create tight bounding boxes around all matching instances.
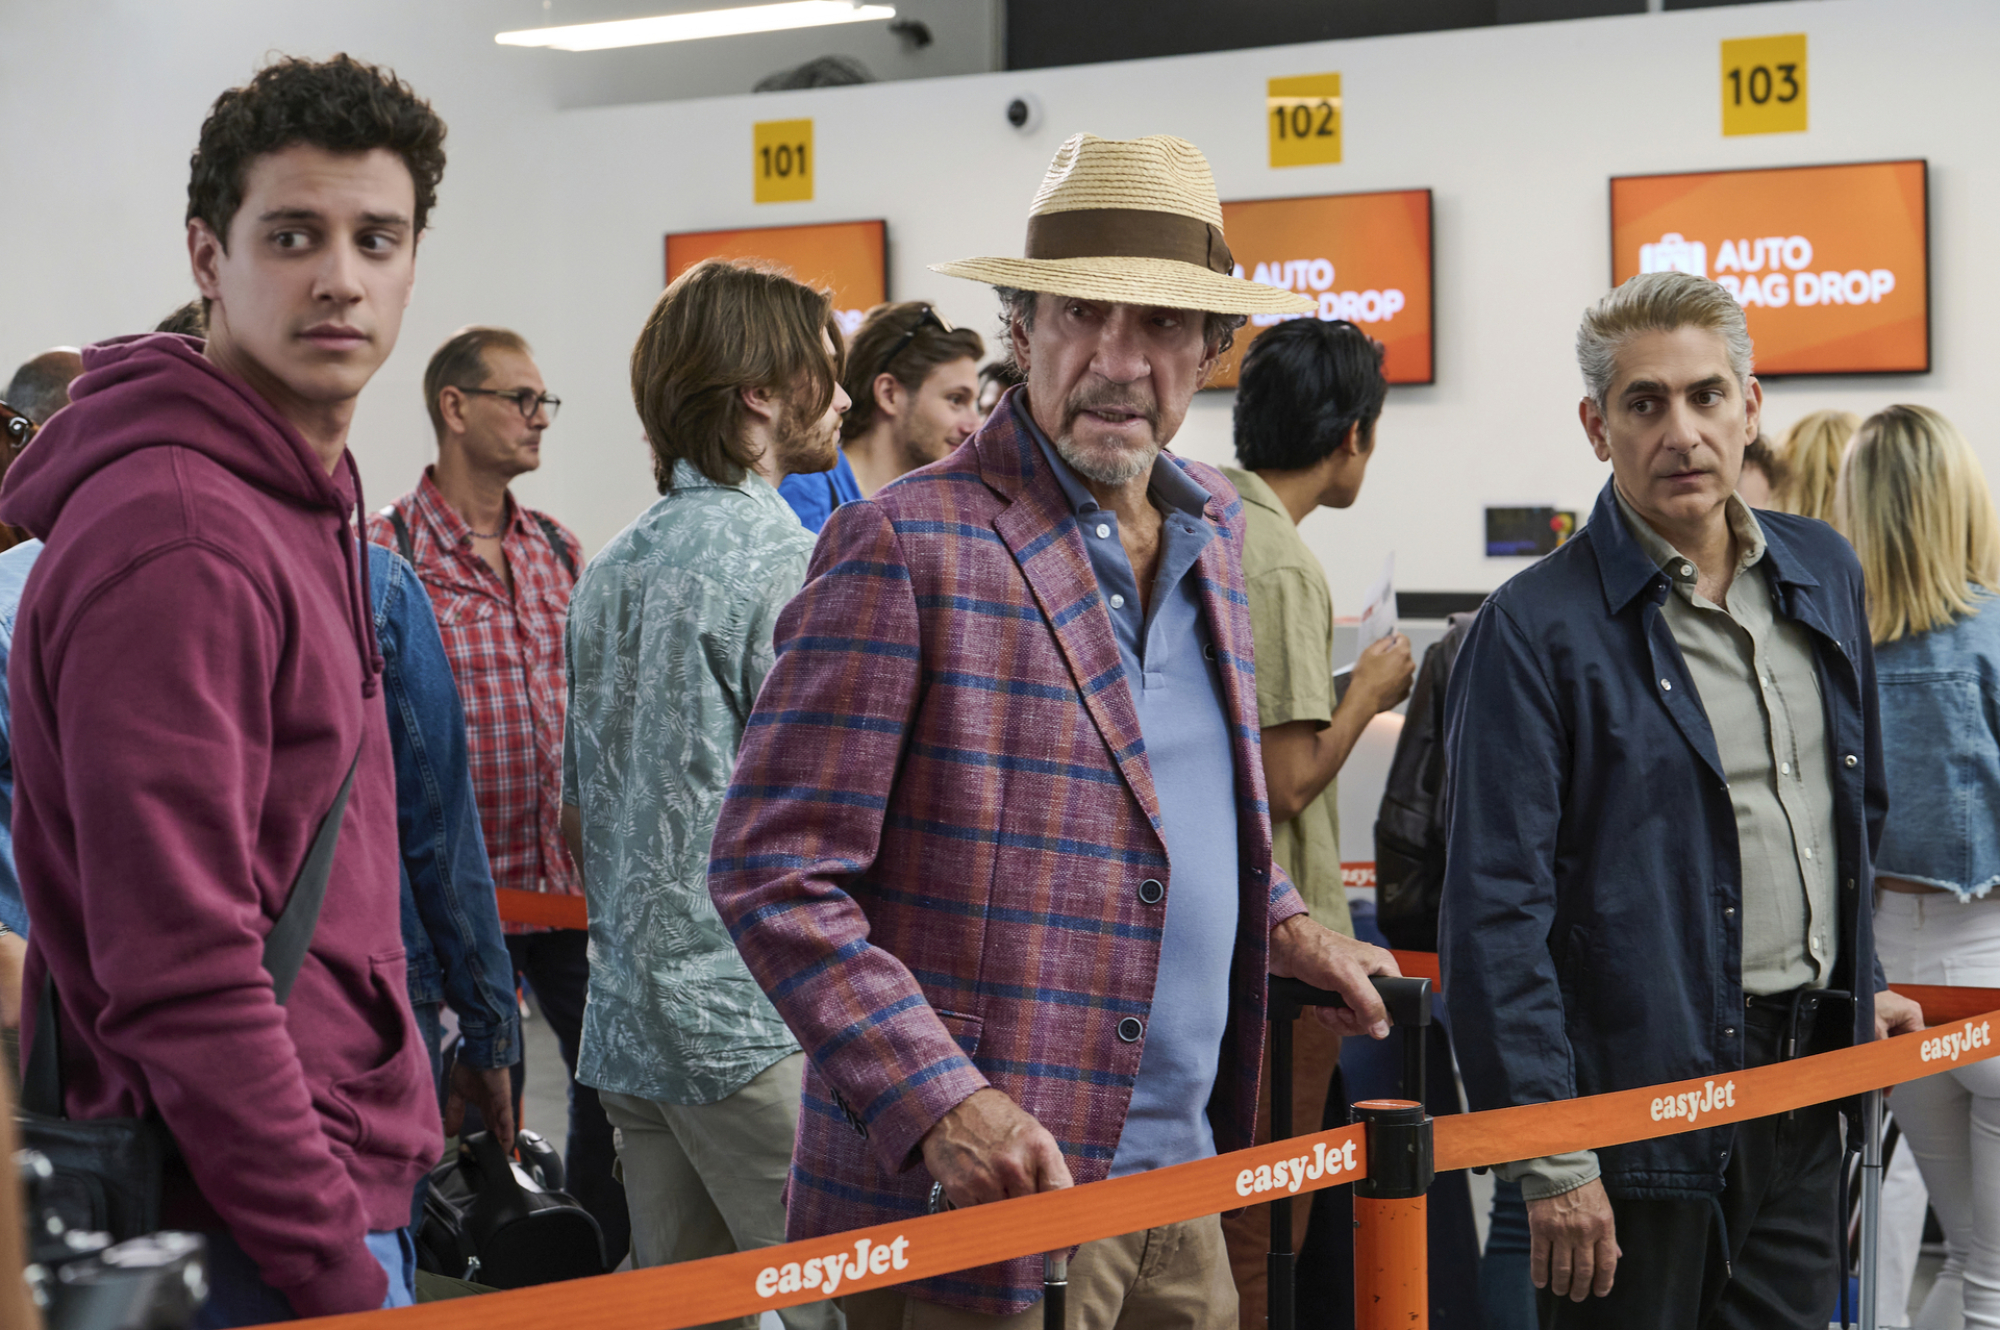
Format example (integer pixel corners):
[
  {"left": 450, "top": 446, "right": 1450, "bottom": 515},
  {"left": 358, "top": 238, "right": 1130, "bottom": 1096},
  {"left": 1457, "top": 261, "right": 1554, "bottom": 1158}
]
[
  {"left": 0, "top": 401, "right": 36, "bottom": 454},
  {"left": 875, "top": 306, "right": 955, "bottom": 378}
]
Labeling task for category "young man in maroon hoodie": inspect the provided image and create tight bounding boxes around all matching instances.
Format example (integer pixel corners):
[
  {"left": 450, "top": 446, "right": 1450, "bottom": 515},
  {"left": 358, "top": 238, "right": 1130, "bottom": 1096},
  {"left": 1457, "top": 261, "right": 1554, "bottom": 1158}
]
[{"left": 0, "top": 56, "right": 448, "bottom": 1324}]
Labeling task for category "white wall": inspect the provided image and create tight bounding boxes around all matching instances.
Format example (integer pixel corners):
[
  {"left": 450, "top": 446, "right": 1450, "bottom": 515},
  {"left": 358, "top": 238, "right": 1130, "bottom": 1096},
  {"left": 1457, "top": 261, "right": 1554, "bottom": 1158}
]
[{"left": 4, "top": 0, "right": 1996, "bottom": 618}]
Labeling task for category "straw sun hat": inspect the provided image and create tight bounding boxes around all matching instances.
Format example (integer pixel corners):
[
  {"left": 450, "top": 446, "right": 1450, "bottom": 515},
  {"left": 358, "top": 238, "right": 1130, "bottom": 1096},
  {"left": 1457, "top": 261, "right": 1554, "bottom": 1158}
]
[{"left": 932, "top": 133, "right": 1317, "bottom": 317}]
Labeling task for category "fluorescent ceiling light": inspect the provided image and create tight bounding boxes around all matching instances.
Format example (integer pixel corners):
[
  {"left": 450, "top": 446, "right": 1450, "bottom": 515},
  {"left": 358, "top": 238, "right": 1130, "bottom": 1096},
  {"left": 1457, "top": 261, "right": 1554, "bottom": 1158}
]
[{"left": 497, "top": 1, "right": 897, "bottom": 51}]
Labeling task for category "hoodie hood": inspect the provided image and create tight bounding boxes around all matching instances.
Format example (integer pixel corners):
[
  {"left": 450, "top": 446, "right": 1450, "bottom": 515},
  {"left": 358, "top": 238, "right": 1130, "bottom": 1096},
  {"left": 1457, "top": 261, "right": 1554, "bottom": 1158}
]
[
  {"left": 0, "top": 333, "right": 351, "bottom": 536},
  {"left": 1, "top": 332, "right": 384, "bottom": 694}
]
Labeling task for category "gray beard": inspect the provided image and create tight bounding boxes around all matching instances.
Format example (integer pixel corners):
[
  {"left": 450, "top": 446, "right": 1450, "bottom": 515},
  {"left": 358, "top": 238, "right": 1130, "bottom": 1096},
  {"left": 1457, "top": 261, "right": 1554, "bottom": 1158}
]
[{"left": 1054, "top": 433, "right": 1158, "bottom": 487}]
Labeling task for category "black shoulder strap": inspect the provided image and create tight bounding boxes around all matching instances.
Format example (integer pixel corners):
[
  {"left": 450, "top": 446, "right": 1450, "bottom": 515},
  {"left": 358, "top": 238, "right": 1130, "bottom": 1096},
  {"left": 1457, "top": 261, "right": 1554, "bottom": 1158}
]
[
  {"left": 533, "top": 513, "right": 578, "bottom": 581},
  {"left": 263, "top": 749, "right": 361, "bottom": 1004},
  {"left": 23, "top": 748, "right": 362, "bottom": 1116},
  {"left": 385, "top": 506, "right": 415, "bottom": 565}
]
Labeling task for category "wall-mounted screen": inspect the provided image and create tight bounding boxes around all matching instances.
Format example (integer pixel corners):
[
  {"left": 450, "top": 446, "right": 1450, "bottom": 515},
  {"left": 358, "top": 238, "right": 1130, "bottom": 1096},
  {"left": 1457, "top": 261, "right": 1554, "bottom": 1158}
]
[
  {"left": 665, "top": 219, "right": 887, "bottom": 338},
  {"left": 1206, "top": 188, "right": 1433, "bottom": 390},
  {"left": 1611, "top": 160, "right": 1928, "bottom": 376}
]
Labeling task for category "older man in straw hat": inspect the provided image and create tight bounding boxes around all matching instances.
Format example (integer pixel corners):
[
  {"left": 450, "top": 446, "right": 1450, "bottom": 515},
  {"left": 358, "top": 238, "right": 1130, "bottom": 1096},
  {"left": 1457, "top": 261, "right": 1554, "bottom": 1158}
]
[{"left": 710, "top": 133, "right": 1401, "bottom": 1327}]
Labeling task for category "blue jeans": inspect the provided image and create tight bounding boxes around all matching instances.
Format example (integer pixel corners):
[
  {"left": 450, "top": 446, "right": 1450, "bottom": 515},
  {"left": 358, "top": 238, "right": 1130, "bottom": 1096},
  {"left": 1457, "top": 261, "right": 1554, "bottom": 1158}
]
[
  {"left": 192, "top": 1227, "right": 414, "bottom": 1328},
  {"left": 1481, "top": 1178, "right": 1537, "bottom": 1330}
]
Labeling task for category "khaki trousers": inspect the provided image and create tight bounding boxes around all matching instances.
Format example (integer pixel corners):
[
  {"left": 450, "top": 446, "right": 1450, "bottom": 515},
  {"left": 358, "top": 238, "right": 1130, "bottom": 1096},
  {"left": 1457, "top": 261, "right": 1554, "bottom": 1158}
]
[
  {"left": 598, "top": 1052, "right": 837, "bottom": 1330},
  {"left": 842, "top": 1214, "right": 1237, "bottom": 1330}
]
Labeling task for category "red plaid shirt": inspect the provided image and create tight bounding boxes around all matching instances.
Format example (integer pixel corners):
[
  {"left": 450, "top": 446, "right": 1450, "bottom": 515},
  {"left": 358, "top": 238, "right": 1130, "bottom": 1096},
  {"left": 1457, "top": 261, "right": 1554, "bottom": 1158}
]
[{"left": 367, "top": 470, "right": 582, "bottom": 931}]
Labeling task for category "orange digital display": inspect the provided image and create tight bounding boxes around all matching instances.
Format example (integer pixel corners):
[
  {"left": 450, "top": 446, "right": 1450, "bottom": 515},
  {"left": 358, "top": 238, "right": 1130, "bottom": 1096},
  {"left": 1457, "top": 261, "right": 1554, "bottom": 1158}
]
[
  {"left": 1611, "top": 160, "right": 1928, "bottom": 376},
  {"left": 665, "top": 219, "right": 888, "bottom": 338},
  {"left": 1208, "top": 189, "right": 1433, "bottom": 389}
]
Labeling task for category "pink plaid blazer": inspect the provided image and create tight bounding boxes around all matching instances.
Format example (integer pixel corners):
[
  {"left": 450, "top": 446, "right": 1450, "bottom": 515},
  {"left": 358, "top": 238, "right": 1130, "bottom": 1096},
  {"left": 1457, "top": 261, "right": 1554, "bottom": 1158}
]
[{"left": 709, "top": 395, "right": 1306, "bottom": 1313}]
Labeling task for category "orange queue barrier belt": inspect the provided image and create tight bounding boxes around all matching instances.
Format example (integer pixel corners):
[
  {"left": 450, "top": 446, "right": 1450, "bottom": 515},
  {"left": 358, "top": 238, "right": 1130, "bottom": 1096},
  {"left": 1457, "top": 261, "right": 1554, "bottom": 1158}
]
[
  {"left": 290, "top": 982, "right": 2000, "bottom": 1330},
  {"left": 493, "top": 887, "right": 587, "bottom": 931}
]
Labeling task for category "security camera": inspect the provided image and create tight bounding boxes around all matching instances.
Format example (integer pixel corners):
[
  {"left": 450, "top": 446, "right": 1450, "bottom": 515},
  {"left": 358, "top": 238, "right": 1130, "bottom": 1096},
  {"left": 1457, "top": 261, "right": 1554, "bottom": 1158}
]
[{"left": 1006, "top": 94, "right": 1042, "bottom": 133}]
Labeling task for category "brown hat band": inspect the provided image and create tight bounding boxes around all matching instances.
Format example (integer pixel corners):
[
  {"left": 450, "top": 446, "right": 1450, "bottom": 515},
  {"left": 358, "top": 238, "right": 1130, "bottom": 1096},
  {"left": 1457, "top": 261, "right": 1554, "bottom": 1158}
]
[{"left": 1024, "top": 208, "right": 1235, "bottom": 277}]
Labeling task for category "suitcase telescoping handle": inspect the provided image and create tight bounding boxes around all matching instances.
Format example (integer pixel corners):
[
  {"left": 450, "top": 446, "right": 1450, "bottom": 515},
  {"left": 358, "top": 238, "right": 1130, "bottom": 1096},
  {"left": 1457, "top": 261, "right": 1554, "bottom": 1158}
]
[{"left": 1266, "top": 974, "right": 1433, "bottom": 1330}]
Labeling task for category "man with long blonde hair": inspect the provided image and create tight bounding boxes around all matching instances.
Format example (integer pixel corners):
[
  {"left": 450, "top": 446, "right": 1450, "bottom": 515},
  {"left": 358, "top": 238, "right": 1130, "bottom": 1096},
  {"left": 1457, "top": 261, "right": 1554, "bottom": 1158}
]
[
  {"left": 1443, "top": 271, "right": 1923, "bottom": 1329},
  {"left": 1840, "top": 404, "right": 2000, "bottom": 1330}
]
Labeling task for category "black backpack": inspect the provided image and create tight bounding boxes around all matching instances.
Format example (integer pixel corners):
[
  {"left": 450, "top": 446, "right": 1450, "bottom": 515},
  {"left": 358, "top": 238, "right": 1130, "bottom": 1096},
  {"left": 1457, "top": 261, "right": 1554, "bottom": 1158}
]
[
  {"left": 415, "top": 1129, "right": 607, "bottom": 1289},
  {"left": 1373, "top": 611, "right": 1477, "bottom": 952}
]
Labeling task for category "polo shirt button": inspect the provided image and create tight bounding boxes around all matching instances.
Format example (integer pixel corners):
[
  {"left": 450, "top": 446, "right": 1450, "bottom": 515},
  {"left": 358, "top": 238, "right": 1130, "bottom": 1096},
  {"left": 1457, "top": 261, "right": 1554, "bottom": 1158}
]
[
  {"left": 1138, "top": 878, "right": 1165, "bottom": 905},
  {"left": 1117, "top": 1017, "right": 1145, "bottom": 1043},
  {"left": 1845, "top": 754, "right": 1858, "bottom": 768},
  {"left": 1110, "top": 594, "right": 1126, "bottom": 610},
  {"left": 1095, "top": 524, "right": 1111, "bottom": 539}
]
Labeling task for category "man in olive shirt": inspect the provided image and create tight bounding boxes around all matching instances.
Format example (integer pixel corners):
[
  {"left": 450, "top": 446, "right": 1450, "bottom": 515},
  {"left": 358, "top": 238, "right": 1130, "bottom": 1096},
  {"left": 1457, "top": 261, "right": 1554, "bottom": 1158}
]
[{"left": 1217, "top": 317, "right": 1413, "bottom": 1322}]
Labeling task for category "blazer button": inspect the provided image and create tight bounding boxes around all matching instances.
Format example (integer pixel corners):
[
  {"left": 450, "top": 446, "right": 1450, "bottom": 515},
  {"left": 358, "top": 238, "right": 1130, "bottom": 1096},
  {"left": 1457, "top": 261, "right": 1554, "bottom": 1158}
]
[
  {"left": 1138, "top": 878, "right": 1165, "bottom": 905},
  {"left": 1117, "top": 1017, "right": 1145, "bottom": 1043},
  {"left": 1203, "top": 643, "right": 1218, "bottom": 662}
]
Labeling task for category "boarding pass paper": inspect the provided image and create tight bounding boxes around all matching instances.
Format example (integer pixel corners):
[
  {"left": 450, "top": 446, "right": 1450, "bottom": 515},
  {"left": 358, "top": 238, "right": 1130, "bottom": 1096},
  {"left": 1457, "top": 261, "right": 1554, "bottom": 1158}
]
[{"left": 1357, "top": 553, "right": 1396, "bottom": 652}]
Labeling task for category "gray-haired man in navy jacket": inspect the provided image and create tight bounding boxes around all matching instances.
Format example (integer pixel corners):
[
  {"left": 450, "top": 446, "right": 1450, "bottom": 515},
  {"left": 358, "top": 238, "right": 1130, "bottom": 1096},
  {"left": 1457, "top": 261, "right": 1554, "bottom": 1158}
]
[{"left": 1441, "top": 271, "right": 1923, "bottom": 1330}]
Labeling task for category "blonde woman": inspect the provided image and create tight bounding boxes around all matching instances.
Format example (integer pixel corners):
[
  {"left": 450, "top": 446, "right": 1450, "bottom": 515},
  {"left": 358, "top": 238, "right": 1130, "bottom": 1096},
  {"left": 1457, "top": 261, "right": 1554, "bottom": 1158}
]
[
  {"left": 1841, "top": 404, "right": 2000, "bottom": 1329},
  {"left": 1779, "top": 408, "right": 1862, "bottom": 522}
]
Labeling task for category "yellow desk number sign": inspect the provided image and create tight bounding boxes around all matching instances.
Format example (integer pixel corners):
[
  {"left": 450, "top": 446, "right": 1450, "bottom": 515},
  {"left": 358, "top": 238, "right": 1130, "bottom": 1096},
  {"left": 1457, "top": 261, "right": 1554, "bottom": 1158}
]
[
  {"left": 753, "top": 118, "right": 814, "bottom": 203},
  {"left": 1721, "top": 34, "right": 1807, "bottom": 136},
  {"left": 1267, "top": 74, "right": 1341, "bottom": 168}
]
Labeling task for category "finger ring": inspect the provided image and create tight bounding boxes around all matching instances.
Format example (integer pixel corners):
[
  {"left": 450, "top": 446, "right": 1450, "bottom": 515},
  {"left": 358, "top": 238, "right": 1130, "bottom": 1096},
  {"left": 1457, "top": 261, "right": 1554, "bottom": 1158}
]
[{"left": 928, "top": 1181, "right": 955, "bottom": 1214}]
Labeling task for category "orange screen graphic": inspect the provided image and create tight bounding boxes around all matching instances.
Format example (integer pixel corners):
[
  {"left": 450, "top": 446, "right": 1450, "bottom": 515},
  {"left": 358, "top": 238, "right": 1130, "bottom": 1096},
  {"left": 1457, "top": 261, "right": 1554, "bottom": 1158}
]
[
  {"left": 1611, "top": 161, "right": 1928, "bottom": 376},
  {"left": 1208, "top": 189, "right": 1433, "bottom": 389},
  {"left": 665, "top": 220, "right": 888, "bottom": 338}
]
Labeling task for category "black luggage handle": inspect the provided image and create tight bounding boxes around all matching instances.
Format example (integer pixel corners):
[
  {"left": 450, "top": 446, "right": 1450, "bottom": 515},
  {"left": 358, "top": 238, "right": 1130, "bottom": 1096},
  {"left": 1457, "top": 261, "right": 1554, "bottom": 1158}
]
[{"left": 1269, "top": 974, "right": 1432, "bottom": 1028}]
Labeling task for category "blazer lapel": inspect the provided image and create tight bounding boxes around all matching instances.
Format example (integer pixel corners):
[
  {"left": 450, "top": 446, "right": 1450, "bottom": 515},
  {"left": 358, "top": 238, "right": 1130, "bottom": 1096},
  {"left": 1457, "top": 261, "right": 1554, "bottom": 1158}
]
[
  {"left": 982, "top": 413, "right": 1165, "bottom": 836},
  {"left": 1190, "top": 497, "right": 1264, "bottom": 820}
]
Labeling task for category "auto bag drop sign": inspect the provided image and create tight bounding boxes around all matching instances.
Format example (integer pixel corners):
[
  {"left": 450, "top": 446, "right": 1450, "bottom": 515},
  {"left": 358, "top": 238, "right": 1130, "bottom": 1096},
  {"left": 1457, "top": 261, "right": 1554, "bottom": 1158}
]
[
  {"left": 1612, "top": 159, "right": 1929, "bottom": 376},
  {"left": 1207, "top": 188, "right": 1434, "bottom": 388}
]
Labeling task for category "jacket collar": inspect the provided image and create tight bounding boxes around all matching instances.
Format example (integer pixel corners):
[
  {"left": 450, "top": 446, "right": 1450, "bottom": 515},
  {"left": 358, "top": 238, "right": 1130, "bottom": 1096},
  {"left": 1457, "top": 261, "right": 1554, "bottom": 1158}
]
[{"left": 1592, "top": 476, "right": 1822, "bottom": 614}]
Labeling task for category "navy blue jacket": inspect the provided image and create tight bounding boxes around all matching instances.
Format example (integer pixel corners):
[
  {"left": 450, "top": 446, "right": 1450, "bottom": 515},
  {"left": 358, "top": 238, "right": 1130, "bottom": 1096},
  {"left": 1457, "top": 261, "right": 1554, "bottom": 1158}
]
[
  {"left": 1440, "top": 479, "right": 1887, "bottom": 1200},
  {"left": 368, "top": 545, "right": 520, "bottom": 1071}
]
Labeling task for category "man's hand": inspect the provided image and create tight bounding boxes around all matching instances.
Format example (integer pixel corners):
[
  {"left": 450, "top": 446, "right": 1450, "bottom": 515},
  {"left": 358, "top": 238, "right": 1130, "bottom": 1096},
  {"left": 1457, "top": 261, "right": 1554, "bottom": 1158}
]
[
  {"left": 1528, "top": 1178, "right": 1620, "bottom": 1301},
  {"left": 1875, "top": 989, "right": 1925, "bottom": 1041},
  {"left": 444, "top": 1060, "right": 517, "bottom": 1154},
  {"left": 1268, "top": 913, "right": 1397, "bottom": 1039},
  {"left": 0, "top": 932, "right": 25, "bottom": 1032},
  {"left": 920, "top": 1088, "right": 1073, "bottom": 1208},
  {"left": 1346, "top": 632, "right": 1415, "bottom": 716}
]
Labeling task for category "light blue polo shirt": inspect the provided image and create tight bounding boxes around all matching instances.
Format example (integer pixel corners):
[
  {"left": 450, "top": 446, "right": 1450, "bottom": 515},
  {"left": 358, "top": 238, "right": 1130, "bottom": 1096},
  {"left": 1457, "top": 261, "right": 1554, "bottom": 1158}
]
[{"left": 1022, "top": 406, "right": 1241, "bottom": 1178}]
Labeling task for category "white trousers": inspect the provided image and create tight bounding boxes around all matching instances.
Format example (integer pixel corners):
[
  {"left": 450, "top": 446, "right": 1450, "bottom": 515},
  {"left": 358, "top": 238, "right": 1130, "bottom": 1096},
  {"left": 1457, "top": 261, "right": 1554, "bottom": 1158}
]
[{"left": 1876, "top": 889, "right": 2000, "bottom": 1330}]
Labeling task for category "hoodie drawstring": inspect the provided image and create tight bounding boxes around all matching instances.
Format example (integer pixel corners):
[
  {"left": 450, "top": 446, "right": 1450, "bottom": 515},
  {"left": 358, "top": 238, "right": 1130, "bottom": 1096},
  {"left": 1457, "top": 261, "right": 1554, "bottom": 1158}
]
[{"left": 344, "top": 453, "right": 385, "bottom": 698}]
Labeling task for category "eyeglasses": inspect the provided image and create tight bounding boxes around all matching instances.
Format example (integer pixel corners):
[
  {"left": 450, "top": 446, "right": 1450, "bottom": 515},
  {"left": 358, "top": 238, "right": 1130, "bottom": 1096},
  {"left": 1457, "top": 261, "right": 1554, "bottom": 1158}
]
[
  {"left": 875, "top": 306, "right": 954, "bottom": 377},
  {"left": 455, "top": 386, "right": 561, "bottom": 423},
  {"left": 0, "top": 401, "right": 36, "bottom": 454}
]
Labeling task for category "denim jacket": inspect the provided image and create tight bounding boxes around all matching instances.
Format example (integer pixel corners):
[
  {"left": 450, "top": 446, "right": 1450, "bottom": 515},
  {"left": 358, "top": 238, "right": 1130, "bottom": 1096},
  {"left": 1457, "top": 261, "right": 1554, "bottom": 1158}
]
[
  {"left": 369, "top": 544, "right": 520, "bottom": 1070},
  {"left": 1873, "top": 591, "right": 2000, "bottom": 900},
  {"left": 1441, "top": 480, "right": 1887, "bottom": 1201}
]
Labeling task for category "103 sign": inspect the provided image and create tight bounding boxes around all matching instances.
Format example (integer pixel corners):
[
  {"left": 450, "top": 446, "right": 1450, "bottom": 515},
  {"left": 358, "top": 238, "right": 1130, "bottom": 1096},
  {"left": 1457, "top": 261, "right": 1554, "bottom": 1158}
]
[
  {"left": 754, "top": 118, "right": 814, "bottom": 203},
  {"left": 1721, "top": 34, "right": 1807, "bottom": 136}
]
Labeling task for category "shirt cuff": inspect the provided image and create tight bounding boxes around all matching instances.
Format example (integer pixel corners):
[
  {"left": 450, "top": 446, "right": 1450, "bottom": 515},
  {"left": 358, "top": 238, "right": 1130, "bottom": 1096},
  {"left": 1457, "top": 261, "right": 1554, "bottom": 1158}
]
[
  {"left": 452, "top": 1012, "right": 523, "bottom": 1070},
  {"left": 1495, "top": 1149, "right": 1601, "bottom": 1202}
]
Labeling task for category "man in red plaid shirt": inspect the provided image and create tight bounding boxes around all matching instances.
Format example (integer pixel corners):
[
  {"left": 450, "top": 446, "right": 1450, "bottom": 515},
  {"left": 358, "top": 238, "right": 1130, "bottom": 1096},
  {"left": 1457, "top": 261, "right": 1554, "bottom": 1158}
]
[{"left": 369, "top": 325, "right": 628, "bottom": 1263}]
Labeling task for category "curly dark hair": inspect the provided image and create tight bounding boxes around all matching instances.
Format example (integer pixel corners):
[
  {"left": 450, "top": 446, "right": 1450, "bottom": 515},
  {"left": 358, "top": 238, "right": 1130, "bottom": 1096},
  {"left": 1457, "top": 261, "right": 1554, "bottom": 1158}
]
[{"left": 187, "top": 53, "right": 447, "bottom": 248}]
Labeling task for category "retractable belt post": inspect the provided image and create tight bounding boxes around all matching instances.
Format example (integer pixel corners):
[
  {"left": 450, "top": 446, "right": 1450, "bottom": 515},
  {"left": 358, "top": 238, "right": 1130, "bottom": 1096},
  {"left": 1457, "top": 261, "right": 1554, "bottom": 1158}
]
[
  {"left": 1857, "top": 1087, "right": 1884, "bottom": 1330},
  {"left": 1267, "top": 975, "right": 1433, "bottom": 1330}
]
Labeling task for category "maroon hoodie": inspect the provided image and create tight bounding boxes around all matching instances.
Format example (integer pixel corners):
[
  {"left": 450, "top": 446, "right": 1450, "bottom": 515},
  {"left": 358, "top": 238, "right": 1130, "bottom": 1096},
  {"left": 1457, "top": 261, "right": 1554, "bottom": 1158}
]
[{"left": 0, "top": 334, "right": 439, "bottom": 1316}]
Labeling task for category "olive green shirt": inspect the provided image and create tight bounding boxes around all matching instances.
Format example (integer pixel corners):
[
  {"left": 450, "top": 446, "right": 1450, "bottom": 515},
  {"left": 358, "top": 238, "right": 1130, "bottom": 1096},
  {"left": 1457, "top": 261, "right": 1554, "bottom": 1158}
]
[{"left": 1221, "top": 467, "right": 1353, "bottom": 938}]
